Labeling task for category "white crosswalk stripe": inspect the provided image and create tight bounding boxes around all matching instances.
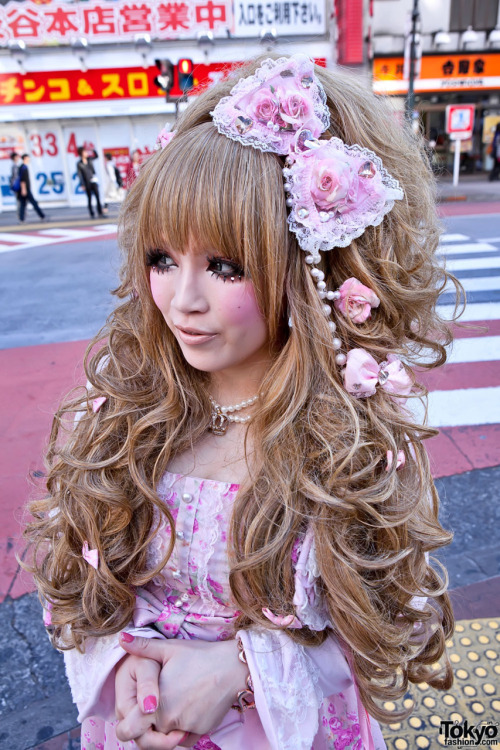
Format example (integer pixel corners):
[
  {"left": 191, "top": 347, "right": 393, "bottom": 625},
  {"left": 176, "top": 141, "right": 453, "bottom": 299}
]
[{"left": 0, "top": 224, "right": 117, "bottom": 254}]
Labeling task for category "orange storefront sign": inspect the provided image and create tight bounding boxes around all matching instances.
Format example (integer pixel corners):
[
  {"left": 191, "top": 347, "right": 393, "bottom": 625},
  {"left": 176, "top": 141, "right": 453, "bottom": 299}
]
[{"left": 373, "top": 52, "right": 500, "bottom": 95}]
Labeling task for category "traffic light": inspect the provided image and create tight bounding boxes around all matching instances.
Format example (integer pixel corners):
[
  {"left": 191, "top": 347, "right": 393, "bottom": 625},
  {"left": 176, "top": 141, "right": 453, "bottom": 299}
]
[
  {"left": 154, "top": 59, "right": 174, "bottom": 99},
  {"left": 178, "top": 58, "right": 194, "bottom": 93}
]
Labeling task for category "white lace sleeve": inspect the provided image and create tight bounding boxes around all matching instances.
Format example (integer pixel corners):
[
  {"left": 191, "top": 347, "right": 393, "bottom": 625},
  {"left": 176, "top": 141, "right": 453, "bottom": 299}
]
[
  {"left": 237, "top": 628, "right": 352, "bottom": 750},
  {"left": 63, "top": 624, "right": 166, "bottom": 722}
]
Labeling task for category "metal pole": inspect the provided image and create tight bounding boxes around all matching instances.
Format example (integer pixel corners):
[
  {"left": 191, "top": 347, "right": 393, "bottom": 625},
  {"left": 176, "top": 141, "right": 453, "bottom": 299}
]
[
  {"left": 406, "top": 0, "right": 420, "bottom": 123},
  {"left": 453, "top": 138, "right": 461, "bottom": 187}
]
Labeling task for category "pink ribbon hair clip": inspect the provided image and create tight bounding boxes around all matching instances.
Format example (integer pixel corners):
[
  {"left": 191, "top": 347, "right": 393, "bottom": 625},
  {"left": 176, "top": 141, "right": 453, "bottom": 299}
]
[{"left": 82, "top": 541, "right": 99, "bottom": 570}]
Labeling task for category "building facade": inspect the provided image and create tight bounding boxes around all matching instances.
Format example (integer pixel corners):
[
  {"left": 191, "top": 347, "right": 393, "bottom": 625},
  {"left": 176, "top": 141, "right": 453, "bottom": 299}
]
[
  {"left": 371, "top": 0, "right": 500, "bottom": 173},
  {"left": 0, "top": 0, "right": 339, "bottom": 210}
]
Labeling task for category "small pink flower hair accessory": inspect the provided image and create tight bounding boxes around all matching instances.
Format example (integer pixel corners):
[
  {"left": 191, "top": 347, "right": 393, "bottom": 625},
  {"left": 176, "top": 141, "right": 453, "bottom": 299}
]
[
  {"left": 342, "top": 349, "right": 413, "bottom": 401},
  {"left": 156, "top": 125, "right": 176, "bottom": 149},
  {"left": 334, "top": 277, "right": 380, "bottom": 324}
]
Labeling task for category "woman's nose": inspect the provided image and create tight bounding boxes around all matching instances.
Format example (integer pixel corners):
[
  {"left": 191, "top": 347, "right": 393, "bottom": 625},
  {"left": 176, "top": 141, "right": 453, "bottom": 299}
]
[{"left": 171, "top": 268, "right": 209, "bottom": 314}]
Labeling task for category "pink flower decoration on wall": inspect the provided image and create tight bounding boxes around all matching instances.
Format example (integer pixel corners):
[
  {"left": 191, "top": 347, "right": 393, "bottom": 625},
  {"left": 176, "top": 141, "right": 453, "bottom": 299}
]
[{"left": 334, "top": 277, "right": 380, "bottom": 323}]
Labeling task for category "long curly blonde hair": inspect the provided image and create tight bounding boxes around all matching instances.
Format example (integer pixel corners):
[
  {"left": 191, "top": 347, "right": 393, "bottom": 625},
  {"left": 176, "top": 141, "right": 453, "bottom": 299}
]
[{"left": 24, "top": 56, "right": 460, "bottom": 723}]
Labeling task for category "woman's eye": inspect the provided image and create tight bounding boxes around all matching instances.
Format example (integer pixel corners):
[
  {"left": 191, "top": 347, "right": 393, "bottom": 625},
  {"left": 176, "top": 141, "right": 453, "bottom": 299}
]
[
  {"left": 209, "top": 257, "right": 244, "bottom": 282},
  {"left": 146, "top": 251, "right": 175, "bottom": 273}
]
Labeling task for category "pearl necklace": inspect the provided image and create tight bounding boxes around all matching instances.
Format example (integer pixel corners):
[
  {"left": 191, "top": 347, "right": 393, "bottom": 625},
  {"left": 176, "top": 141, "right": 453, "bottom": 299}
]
[{"left": 208, "top": 394, "right": 259, "bottom": 435}]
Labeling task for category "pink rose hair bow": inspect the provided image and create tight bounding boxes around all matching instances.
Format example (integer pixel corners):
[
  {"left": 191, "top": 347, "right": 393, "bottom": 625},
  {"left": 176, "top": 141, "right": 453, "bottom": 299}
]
[
  {"left": 342, "top": 349, "right": 413, "bottom": 401},
  {"left": 82, "top": 541, "right": 99, "bottom": 570}
]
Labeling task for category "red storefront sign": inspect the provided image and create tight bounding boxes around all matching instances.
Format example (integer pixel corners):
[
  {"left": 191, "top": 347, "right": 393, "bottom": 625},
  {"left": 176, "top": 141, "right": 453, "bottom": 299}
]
[
  {"left": 0, "top": 58, "right": 326, "bottom": 107},
  {"left": 0, "top": 0, "right": 232, "bottom": 45},
  {"left": 0, "top": 62, "right": 231, "bottom": 105}
]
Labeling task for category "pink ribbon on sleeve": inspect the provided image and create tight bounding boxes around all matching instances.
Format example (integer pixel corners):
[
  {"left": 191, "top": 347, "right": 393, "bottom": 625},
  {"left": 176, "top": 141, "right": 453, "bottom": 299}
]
[
  {"left": 342, "top": 349, "right": 413, "bottom": 401},
  {"left": 82, "top": 541, "right": 99, "bottom": 570}
]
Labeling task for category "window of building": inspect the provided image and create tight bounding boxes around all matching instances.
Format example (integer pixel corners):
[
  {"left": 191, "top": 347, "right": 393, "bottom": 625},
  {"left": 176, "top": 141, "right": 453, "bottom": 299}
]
[{"left": 450, "top": 0, "right": 499, "bottom": 31}]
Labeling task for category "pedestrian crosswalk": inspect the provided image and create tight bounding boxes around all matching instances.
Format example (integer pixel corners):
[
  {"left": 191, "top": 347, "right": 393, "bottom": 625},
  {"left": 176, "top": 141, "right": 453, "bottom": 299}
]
[
  {"left": 0, "top": 224, "right": 118, "bottom": 253},
  {"left": 419, "top": 232, "right": 500, "bottom": 476}
]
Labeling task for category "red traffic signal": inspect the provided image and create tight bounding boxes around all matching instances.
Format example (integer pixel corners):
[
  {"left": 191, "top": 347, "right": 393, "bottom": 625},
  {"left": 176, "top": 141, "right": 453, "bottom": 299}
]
[
  {"left": 154, "top": 59, "right": 174, "bottom": 97},
  {"left": 178, "top": 58, "right": 194, "bottom": 93}
]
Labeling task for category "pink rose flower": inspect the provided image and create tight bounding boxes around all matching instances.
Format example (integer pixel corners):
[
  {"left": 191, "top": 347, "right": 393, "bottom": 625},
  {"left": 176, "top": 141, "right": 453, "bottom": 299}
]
[
  {"left": 310, "top": 157, "right": 354, "bottom": 211},
  {"left": 334, "top": 277, "right": 380, "bottom": 323},
  {"left": 251, "top": 88, "right": 278, "bottom": 123},
  {"left": 279, "top": 91, "right": 311, "bottom": 129}
]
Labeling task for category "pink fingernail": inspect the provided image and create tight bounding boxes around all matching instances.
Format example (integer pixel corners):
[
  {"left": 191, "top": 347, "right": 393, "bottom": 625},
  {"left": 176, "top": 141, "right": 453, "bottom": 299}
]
[
  {"left": 120, "top": 632, "right": 134, "bottom": 643},
  {"left": 143, "top": 695, "right": 157, "bottom": 714}
]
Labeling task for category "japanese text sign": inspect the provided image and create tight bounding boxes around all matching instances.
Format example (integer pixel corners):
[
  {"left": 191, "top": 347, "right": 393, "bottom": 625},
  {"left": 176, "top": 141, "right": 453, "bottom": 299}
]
[
  {"left": 1, "top": 0, "right": 232, "bottom": 45},
  {"left": 373, "top": 53, "right": 500, "bottom": 95}
]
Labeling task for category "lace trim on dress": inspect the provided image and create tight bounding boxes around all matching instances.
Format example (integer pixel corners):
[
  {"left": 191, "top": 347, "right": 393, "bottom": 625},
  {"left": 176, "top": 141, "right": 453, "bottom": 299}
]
[
  {"left": 195, "top": 481, "right": 227, "bottom": 615},
  {"left": 244, "top": 628, "right": 324, "bottom": 750},
  {"left": 64, "top": 632, "right": 121, "bottom": 705}
]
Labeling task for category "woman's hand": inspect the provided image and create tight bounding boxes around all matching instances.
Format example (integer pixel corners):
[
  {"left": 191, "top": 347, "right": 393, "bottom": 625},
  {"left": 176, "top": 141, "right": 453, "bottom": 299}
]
[{"left": 115, "top": 634, "right": 249, "bottom": 749}]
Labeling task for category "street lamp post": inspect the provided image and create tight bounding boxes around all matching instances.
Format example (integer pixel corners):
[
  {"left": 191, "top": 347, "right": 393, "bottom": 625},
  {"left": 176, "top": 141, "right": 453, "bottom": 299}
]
[{"left": 405, "top": 0, "right": 420, "bottom": 123}]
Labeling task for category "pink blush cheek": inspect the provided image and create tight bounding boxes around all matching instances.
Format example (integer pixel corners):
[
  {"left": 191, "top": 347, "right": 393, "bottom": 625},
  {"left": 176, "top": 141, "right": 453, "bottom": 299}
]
[
  {"left": 216, "top": 283, "right": 263, "bottom": 326},
  {"left": 150, "top": 271, "right": 170, "bottom": 313}
]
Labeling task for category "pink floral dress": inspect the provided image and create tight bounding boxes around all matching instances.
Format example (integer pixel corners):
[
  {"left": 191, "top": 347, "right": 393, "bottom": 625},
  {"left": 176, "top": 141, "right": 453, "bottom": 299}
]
[{"left": 63, "top": 471, "right": 387, "bottom": 750}]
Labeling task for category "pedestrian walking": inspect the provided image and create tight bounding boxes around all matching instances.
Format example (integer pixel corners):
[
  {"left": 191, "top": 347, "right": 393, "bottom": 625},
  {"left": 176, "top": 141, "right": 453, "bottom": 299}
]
[
  {"left": 103, "top": 152, "right": 124, "bottom": 210},
  {"left": 9, "top": 152, "right": 21, "bottom": 218},
  {"left": 76, "top": 146, "right": 103, "bottom": 218},
  {"left": 488, "top": 123, "right": 500, "bottom": 181},
  {"left": 18, "top": 154, "right": 45, "bottom": 223},
  {"left": 25, "top": 54, "right": 460, "bottom": 750},
  {"left": 126, "top": 148, "right": 142, "bottom": 187}
]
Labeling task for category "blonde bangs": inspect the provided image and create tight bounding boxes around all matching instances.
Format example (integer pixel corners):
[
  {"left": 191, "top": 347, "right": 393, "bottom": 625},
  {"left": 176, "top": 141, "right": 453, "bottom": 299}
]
[{"left": 132, "top": 123, "right": 285, "bottom": 269}]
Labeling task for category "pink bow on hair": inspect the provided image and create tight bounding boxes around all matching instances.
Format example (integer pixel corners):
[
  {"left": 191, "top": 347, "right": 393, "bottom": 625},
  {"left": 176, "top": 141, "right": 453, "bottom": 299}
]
[
  {"left": 92, "top": 396, "right": 107, "bottom": 413},
  {"left": 262, "top": 607, "right": 302, "bottom": 629},
  {"left": 386, "top": 450, "right": 406, "bottom": 472},
  {"left": 342, "top": 349, "right": 413, "bottom": 401},
  {"left": 82, "top": 541, "right": 99, "bottom": 570}
]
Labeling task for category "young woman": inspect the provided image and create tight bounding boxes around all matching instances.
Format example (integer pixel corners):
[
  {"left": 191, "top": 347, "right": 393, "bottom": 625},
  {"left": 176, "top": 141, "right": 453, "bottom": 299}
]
[{"left": 25, "top": 54, "right": 458, "bottom": 750}]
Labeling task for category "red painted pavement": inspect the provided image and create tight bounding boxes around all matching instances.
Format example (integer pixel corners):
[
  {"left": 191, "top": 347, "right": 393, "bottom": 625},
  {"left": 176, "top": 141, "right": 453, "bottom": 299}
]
[
  {"left": 0, "top": 339, "right": 88, "bottom": 602},
  {"left": 438, "top": 200, "right": 500, "bottom": 217}
]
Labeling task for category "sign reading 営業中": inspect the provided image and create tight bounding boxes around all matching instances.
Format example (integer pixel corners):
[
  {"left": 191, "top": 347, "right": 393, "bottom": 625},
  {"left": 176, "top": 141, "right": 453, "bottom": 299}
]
[{"left": 0, "top": 0, "right": 325, "bottom": 45}]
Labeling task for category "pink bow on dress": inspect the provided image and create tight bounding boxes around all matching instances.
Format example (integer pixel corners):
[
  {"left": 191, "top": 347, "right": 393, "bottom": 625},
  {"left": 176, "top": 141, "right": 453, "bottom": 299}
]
[
  {"left": 342, "top": 349, "right": 413, "bottom": 401},
  {"left": 82, "top": 541, "right": 99, "bottom": 570}
]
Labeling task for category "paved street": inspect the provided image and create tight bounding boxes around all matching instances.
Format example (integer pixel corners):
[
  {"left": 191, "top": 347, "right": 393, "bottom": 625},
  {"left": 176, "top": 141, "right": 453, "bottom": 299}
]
[{"left": 0, "top": 194, "right": 499, "bottom": 749}]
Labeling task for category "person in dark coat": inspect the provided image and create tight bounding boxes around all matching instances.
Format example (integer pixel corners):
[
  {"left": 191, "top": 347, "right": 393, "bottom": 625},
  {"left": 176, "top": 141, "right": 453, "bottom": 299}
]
[
  {"left": 10, "top": 152, "right": 21, "bottom": 218},
  {"left": 19, "top": 154, "right": 46, "bottom": 223},
  {"left": 76, "top": 146, "right": 103, "bottom": 218}
]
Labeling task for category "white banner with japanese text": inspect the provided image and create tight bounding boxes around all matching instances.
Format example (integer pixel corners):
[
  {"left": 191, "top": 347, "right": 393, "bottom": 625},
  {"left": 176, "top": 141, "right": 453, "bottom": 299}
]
[{"left": 0, "top": 0, "right": 325, "bottom": 45}]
